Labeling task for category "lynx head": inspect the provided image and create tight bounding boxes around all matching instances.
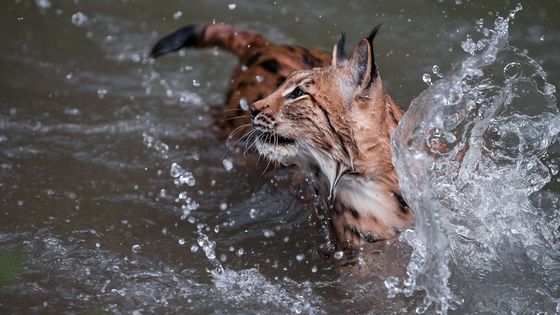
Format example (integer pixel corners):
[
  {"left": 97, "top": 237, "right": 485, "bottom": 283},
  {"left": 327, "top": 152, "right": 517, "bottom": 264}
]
[{"left": 250, "top": 26, "right": 401, "bottom": 187}]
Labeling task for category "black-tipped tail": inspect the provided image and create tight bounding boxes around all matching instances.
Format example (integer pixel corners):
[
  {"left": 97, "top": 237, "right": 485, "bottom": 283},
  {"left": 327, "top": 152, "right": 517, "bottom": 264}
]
[{"left": 150, "top": 24, "right": 203, "bottom": 58}]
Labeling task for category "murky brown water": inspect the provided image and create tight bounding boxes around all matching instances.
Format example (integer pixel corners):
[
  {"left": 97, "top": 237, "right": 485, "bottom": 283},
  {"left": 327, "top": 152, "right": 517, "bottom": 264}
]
[{"left": 1, "top": 1, "right": 559, "bottom": 314}]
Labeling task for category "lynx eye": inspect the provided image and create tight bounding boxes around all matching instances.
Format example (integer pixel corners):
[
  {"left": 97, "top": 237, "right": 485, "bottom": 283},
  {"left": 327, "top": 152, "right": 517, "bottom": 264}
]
[{"left": 285, "top": 86, "right": 307, "bottom": 100}]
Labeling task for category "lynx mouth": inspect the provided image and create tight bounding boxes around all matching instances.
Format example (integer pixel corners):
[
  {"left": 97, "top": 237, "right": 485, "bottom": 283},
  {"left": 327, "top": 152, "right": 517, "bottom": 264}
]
[
  {"left": 255, "top": 131, "right": 296, "bottom": 146},
  {"left": 254, "top": 130, "right": 298, "bottom": 163}
]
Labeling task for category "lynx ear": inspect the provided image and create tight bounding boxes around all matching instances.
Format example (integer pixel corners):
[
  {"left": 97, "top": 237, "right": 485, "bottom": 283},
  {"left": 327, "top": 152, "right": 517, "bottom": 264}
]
[
  {"left": 347, "top": 25, "right": 381, "bottom": 90},
  {"left": 331, "top": 32, "right": 346, "bottom": 66}
]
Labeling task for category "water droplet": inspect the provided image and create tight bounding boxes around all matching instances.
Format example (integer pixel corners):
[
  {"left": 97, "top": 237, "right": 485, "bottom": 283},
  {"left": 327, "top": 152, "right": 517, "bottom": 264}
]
[
  {"left": 64, "top": 191, "right": 77, "bottom": 200},
  {"left": 539, "top": 35, "right": 544, "bottom": 42},
  {"left": 96, "top": 88, "right": 108, "bottom": 99},
  {"left": 192, "top": 79, "right": 200, "bottom": 87},
  {"left": 35, "top": 0, "right": 51, "bottom": 9},
  {"left": 64, "top": 108, "right": 80, "bottom": 116},
  {"left": 509, "top": 3, "right": 523, "bottom": 18},
  {"left": 190, "top": 244, "right": 199, "bottom": 253},
  {"left": 334, "top": 251, "right": 344, "bottom": 259},
  {"left": 249, "top": 208, "right": 258, "bottom": 219},
  {"left": 311, "top": 266, "right": 318, "bottom": 273},
  {"left": 178, "top": 238, "right": 186, "bottom": 245},
  {"left": 173, "top": 11, "right": 183, "bottom": 20},
  {"left": 95, "top": 242, "right": 101, "bottom": 248},
  {"left": 422, "top": 73, "right": 433, "bottom": 86},
  {"left": 170, "top": 163, "right": 196, "bottom": 187},
  {"left": 432, "top": 65, "right": 444, "bottom": 78},
  {"left": 71, "top": 12, "right": 88, "bottom": 26},
  {"left": 219, "top": 202, "right": 228, "bottom": 211},
  {"left": 255, "top": 75, "right": 264, "bottom": 83},
  {"left": 178, "top": 191, "right": 188, "bottom": 200},
  {"left": 131, "top": 244, "right": 141, "bottom": 253},
  {"left": 296, "top": 253, "right": 305, "bottom": 261},
  {"left": 503, "top": 62, "right": 521, "bottom": 79},
  {"left": 228, "top": 3, "right": 237, "bottom": 10},
  {"left": 263, "top": 229, "right": 275, "bottom": 238},
  {"left": 222, "top": 158, "right": 234, "bottom": 171},
  {"left": 236, "top": 248, "right": 245, "bottom": 256},
  {"left": 239, "top": 98, "right": 249, "bottom": 111}
]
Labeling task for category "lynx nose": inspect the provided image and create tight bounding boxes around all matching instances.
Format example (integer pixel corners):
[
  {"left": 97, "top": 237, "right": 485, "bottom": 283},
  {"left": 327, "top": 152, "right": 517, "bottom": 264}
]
[
  {"left": 250, "top": 99, "right": 268, "bottom": 119},
  {"left": 250, "top": 106, "right": 261, "bottom": 119}
]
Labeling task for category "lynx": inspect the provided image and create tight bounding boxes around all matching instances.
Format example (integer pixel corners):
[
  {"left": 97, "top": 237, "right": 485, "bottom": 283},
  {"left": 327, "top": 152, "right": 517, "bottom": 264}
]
[{"left": 151, "top": 24, "right": 412, "bottom": 251}]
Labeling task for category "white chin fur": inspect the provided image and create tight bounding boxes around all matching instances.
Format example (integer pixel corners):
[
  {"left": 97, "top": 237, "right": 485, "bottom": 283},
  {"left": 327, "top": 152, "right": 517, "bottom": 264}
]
[{"left": 255, "top": 140, "right": 298, "bottom": 164}]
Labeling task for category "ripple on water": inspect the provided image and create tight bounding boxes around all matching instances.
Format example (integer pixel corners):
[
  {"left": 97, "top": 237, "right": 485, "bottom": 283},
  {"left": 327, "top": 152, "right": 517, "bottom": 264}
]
[{"left": 0, "top": 231, "right": 326, "bottom": 314}]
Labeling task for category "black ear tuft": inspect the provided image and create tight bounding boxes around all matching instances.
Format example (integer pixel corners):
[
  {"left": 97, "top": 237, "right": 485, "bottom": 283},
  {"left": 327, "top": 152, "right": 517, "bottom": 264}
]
[
  {"left": 367, "top": 24, "right": 382, "bottom": 79},
  {"left": 367, "top": 24, "right": 382, "bottom": 45},
  {"left": 336, "top": 32, "right": 346, "bottom": 62}
]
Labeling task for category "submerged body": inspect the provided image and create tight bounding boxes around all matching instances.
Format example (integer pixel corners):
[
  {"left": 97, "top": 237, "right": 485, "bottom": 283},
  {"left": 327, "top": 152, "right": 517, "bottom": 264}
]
[{"left": 151, "top": 24, "right": 413, "bottom": 252}]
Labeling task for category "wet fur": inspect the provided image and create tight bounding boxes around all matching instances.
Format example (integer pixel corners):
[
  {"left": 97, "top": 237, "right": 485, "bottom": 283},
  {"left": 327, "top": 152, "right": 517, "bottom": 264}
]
[{"left": 150, "top": 23, "right": 413, "bottom": 252}]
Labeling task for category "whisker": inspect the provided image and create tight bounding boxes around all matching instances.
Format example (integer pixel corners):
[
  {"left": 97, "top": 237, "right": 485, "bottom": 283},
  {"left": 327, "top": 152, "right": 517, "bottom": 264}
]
[
  {"left": 222, "top": 108, "right": 248, "bottom": 113},
  {"left": 244, "top": 131, "right": 261, "bottom": 155},
  {"left": 222, "top": 114, "right": 249, "bottom": 122},
  {"left": 272, "top": 132, "right": 279, "bottom": 176},
  {"left": 241, "top": 129, "right": 259, "bottom": 153},
  {"left": 225, "top": 123, "right": 252, "bottom": 156},
  {"left": 227, "top": 123, "right": 251, "bottom": 144},
  {"left": 262, "top": 133, "right": 274, "bottom": 175},
  {"left": 229, "top": 127, "right": 255, "bottom": 150},
  {"left": 245, "top": 132, "right": 265, "bottom": 159}
]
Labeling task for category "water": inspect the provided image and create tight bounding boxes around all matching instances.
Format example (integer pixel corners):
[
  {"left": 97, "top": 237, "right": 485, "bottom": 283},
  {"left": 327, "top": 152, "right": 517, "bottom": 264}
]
[
  {"left": 1, "top": 1, "right": 559, "bottom": 314},
  {"left": 392, "top": 7, "right": 560, "bottom": 314}
]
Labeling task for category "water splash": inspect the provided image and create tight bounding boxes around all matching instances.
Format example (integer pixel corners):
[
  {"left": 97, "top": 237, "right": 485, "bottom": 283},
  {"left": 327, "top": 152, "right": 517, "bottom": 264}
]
[
  {"left": 197, "top": 230, "right": 223, "bottom": 273},
  {"left": 142, "top": 133, "right": 170, "bottom": 158},
  {"left": 392, "top": 8, "right": 560, "bottom": 314},
  {"left": 170, "top": 162, "right": 196, "bottom": 187}
]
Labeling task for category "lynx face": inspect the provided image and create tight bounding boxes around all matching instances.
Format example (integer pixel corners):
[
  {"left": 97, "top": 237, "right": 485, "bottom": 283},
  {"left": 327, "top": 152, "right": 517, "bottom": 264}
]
[{"left": 252, "top": 67, "right": 355, "bottom": 167}]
